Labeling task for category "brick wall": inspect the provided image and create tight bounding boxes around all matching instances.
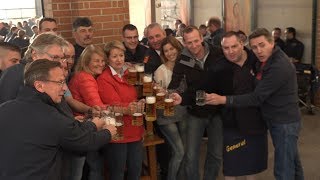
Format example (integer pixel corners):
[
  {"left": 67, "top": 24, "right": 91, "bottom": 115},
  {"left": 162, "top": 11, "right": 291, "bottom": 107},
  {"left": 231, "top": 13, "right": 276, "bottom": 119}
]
[
  {"left": 43, "top": 0, "right": 129, "bottom": 46},
  {"left": 315, "top": 2, "right": 320, "bottom": 106}
]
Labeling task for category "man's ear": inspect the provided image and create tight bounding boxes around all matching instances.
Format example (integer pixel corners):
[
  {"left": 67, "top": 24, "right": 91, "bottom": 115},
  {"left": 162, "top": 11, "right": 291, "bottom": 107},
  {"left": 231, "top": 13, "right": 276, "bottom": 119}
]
[{"left": 34, "top": 81, "right": 45, "bottom": 93}]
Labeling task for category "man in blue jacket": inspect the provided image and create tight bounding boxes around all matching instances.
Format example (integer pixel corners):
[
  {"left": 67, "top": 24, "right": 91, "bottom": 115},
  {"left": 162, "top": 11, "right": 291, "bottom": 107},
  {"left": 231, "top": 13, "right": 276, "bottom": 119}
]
[{"left": 205, "top": 28, "right": 304, "bottom": 180}]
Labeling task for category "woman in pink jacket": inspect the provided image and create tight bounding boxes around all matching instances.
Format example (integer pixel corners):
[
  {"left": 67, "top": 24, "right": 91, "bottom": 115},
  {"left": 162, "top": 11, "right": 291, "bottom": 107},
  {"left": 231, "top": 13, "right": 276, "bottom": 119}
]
[
  {"left": 68, "top": 44, "right": 107, "bottom": 180},
  {"left": 97, "top": 40, "right": 144, "bottom": 180}
]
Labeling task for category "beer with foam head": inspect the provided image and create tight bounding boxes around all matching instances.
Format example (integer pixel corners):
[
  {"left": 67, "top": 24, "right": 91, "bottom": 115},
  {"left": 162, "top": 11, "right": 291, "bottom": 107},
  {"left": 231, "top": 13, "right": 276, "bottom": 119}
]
[
  {"left": 132, "top": 112, "right": 143, "bottom": 126},
  {"left": 114, "top": 112, "right": 124, "bottom": 140},
  {"left": 164, "top": 98, "right": 174, "bottom": 116},
  {"left": 156, "top": 92, "right": 165, "bottom": 109},
  {"left": 143, "top": 74, "right": 153, "bottom": 96},
  {"left": 135, "top": 63, "right": 144, "bottom": 84},
  {"left": 145, "top": 96, "right": 156, "bottom": 121},
  {"left": 127, "top": 68, "right": 137, "bottom": 85}
]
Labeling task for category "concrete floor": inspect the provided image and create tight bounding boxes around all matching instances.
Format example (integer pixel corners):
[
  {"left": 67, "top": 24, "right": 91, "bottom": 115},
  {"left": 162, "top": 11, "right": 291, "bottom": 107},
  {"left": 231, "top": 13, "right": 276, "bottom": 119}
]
[{"left": 199, "top": 107, "right": 320, "bottom": 180}]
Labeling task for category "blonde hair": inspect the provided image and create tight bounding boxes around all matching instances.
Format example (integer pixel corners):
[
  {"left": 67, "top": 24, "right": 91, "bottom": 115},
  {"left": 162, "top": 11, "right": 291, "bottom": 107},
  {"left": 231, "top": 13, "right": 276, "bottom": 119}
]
[
  {"left": 104, "top": 40, "right": 125, "bottom": 58},
  {"left": 75, "top": 45, "right": 106, "bottom": 75}
]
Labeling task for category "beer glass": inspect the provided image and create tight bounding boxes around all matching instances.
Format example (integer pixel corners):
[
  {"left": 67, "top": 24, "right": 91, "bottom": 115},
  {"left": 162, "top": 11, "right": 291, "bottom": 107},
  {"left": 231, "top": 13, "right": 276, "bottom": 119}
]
[
  {"left": 127, "top": 65, "right": 138, "bottom": 85},
  {"left": 164, "top": 93, "right": 175, "bottom": 116},
  {"left": 143, "top": 73, "right": 153, "bottom": 96},
  {"left": 131, "top": 102, "right": 144, "bottom": 126},
  {"left": 196, "top": 90, "right": 206, "bottom": 106},
  {"left": 113, "top": 104, "right": 124, "bottom": 140},
  {"left": 156, "top": 88, "right": 165, "bottom": 109},
  {"left": 145, "top": 96, "right": 156, "bottom": 136},
  {"left": 135, "top": 63, "right": 145, "bottom": 84}
]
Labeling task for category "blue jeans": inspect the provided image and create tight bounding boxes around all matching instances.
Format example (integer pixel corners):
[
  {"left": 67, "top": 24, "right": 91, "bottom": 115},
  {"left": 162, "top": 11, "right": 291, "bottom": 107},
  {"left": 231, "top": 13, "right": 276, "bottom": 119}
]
[
  {"left": 159, "top": 119, "right": 187, "bottom": 180},
  {"left": 106, "top": 141, "right": 143, "bottom": 180},
  {"left": 184, "top": 114, "right": 223, "bottom": 180},
  {"left": 267, "top": 121, "right": 304, "bottom": 180}
]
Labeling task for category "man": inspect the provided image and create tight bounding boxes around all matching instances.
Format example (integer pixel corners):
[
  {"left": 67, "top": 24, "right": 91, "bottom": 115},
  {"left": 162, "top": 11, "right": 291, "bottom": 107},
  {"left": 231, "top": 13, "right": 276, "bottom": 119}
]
[
  {"left": 0, "top": 59, "right": 116, "bottom": 180},
  {"left": 0, "top": 33, "right": 67, "bottom": 104},
  {"left": 122, "top": 24, "right": 148, "bottom": 63},
  {"left": 0, "top": 22, "right": 9, "bottom": 41},
  {"left": 168, "top": 26, "right": 223, "bottom": 180},
  {"left": 144, "top": 23, "right": 166, "bottom": 73},
  {"left": 199, "top": 24, "right": 209, "bottom": 38},
  {"left": 23, "top": 20, "right": 33, "bottom": 37},
  {"left": 38, "top": 17, "right": 58, "bottom": 35},
  {"left": 205, "top": 17, "right": 225, "bottom": 47},
  {"left": 284, "top": 27, "right": 304, "bottom": 63},
  {"left": 212, "top": 31, "right": 268, "bottom": 179},
  {"left": 173, "top": 19, "right": 182, "bottom": 36},
  {"left": 0, "top": 42, "right": 21, "bottom": 77},
  {"left": 72, "top": 17, "right": 94, "bottom": 70},
  {"left": 272, "top": 27, "right": 285, "bottom": 50},
  {"left": 206, "top": 28, "right": 304, "bottom": 180}
]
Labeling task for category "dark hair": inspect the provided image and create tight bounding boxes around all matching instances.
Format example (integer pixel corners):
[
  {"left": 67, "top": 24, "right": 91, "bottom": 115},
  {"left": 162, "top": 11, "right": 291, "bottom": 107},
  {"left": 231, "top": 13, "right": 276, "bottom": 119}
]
[
  {"left": 248, "top": 28, "right": 273, "bottom": 43},
  {"left": 175, "top": 19, "right": 182, "bottom": 24},
  {"left": 72, "top": 17, "right": 93, "bottom": 31},
  {"left": 285, "top": 27, "right": 296, "bottom": 38},
  {"left": 182, "top": 25, "right": 201, "bottom": 41},
  {"left": 160, "top": 36, "right": 183, "bottom": 63},
  {"left": 38, "top": 17, "right": 57, "bottom": 31},
  {"left": 199, "top": 24, "right": 207, "bottom": 30},
  {"left": 207, "top": 17, "right": 222, "bottom": 28},
  {"left": 223, "top": 31, "right": 241, "bottom": 40},
  {"left": 24, "top": 59, "right": 61, "bottom": 86},
  {"left": 165, "top": 28, "right": 174, "bottom": 36},
  {"left": 0, "top": 42, "right": 21, "bottom": 57},
  {"left": 122, "top": 24, "right": 137, "bottom": 35},
  {"left": 273, "top": 27, "right": 281, "bottom": 32}
]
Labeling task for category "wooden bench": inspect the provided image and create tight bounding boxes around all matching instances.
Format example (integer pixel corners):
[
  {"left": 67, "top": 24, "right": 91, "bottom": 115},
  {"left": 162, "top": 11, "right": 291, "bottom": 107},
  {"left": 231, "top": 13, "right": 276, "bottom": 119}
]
[{"left": 141, "top": 135, "right": 165, "bottom": 180}]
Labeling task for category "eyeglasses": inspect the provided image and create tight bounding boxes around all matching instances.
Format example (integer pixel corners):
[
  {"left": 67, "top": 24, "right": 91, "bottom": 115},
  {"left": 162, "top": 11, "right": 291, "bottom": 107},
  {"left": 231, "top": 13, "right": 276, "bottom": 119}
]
[
  {"left": 44, "top": 52, "right": 67, "bottom": 63},
  {"left": 44, "top": 80, "right": 66, "bottom": 87},
  {"left": 64, "top": 55, "right": 75, "bottom": 63}
]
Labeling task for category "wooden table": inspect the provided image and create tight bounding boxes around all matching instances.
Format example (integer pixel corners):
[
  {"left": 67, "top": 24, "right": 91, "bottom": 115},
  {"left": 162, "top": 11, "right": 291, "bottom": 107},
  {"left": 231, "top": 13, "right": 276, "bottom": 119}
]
[{"left": 141, "top": 135, "right": 165, "bottom": 180}]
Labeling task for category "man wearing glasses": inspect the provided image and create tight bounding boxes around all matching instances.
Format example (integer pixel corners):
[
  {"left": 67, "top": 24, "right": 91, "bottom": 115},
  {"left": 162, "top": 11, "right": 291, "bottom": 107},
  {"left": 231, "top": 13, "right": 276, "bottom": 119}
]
[
  {"left": 122, "top": 24, "right": 148, "bottom": 63},
  {"left": 0, "top": 59, "right": 116, "bottom": 180}
]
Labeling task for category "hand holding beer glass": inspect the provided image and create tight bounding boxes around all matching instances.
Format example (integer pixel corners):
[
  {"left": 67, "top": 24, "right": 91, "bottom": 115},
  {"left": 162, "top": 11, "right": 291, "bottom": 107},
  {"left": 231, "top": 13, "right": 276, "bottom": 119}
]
[
  {"left": 131, "top": 101, "right": 144, "bottom": 126},
  {"left": 143, "top": 73, "right": 153, "bottom": 96},
  {"left": 164, "top": 93, "right": 175, "bottom": 116},
  {"left": 196, "top": 90, "right": 206, "bottom": 106}
]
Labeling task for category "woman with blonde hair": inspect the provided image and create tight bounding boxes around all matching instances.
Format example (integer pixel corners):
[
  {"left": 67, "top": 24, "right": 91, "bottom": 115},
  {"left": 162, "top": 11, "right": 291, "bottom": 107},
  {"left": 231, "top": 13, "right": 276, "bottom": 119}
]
[
  {"left": 97, "top": 40, "right": 144, "bottom": 180},
  {"left": 68, "top": 44, "right": 107, "bottom": 180}
]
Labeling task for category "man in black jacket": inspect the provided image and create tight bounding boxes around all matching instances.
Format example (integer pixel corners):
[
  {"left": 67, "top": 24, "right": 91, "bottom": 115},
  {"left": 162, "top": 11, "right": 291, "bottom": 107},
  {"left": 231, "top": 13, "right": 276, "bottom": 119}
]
[
  {"left": 168, "top": 26, "right": 223, "bottom": 180},
  {"left": 206, "top": 28, "right": 304, "bottom": 180},
  {"left": 284, "top": 27, "right": 304, "bottom": 63},
  {"left": 0, "top": 59, "right": 116, "bottom": 180},
  {"left": 211, "top": 31, "right": 268, "bottom": 179}
]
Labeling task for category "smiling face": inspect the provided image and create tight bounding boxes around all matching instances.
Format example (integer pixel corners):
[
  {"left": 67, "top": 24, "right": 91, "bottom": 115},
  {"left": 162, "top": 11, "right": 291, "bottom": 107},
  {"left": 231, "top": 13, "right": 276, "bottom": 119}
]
[
  {"left": 183, "top": 29, "right": 204, "bottom": 58},
  {"left": 123, "top": 29, "right": 139, "bottom": 51},
  {"left": 107, "top": 48, "right": 125, "bottom": 73},
  {"left": 88, "top": 53, "right": 105, "bottom": 76},
  {"left": 221, "top": 35, "right": 244, "bottom": 64},
  {"left": 250, "top": 35, "right": 274, "bottom": 62},
  {"left": 163, "top": 43, "right": 178, "bottom": 63},
  {"left": 41, "top": 67, "right": 67, "bottom": 103},
  {"left": 147, "top": 26, "right": 166, "bottom": 50}
]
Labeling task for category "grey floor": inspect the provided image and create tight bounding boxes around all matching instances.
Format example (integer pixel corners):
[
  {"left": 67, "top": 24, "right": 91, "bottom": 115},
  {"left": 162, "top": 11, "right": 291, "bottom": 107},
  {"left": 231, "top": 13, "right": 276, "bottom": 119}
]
[{"left": 199, "top": 107, "right": 320, "bottom": 180}]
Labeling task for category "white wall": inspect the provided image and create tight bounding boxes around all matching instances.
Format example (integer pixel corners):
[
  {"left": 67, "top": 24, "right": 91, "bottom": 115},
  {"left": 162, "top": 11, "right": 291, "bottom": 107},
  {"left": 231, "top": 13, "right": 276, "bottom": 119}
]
[
  {"left": 256, "top": 0, "right": 312, "bottom": 63},
  {"left": 193, "top": 0, "right": 222, "bottom": 27}
]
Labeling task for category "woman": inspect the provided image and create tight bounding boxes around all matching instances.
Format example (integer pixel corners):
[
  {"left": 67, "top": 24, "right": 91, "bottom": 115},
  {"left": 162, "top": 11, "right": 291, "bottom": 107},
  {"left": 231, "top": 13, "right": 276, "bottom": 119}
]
[
  {"left": 154, "top": 36, "right": 187, "bottom": 180},
  {"left": 97, "top": 40, "right": 144, "bottom": 180},
  {"left": 68, "top": 44, "right": 107, "bottom": 180}
]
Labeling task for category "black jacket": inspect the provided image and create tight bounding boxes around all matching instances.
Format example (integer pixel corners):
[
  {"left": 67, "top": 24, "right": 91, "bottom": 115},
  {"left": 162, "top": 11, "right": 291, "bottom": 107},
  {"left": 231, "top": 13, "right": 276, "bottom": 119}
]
[
  {"left": 143, "top": 48, "right": 162, "bottom": 74},
  {"left": 207, "top": 50, "right": 266, "bottom": 134},
  {"left": 124, "top": 44, "right": 148, "bottom": 63},
  {"left": 284, "top": 38, "right": 304, "bottom": 61},
  {"left": 0, "top": 86, "right": 111, "bottom": 180},
  {"left": 226, "top": 46, "right": 301, "bottom": 124},
  {"left": 168, "top": 42, "right": 223, "bottom": 118}
]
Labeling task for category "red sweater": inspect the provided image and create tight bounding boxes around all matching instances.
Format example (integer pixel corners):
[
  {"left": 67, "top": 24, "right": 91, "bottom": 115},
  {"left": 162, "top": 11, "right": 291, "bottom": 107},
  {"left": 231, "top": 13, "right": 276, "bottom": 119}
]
[
  {"left": 97, "top": 67, "right": 144, "bottom": 143},
  {"left": 68, "top": 71, "right": 105, "bottom": 114}
]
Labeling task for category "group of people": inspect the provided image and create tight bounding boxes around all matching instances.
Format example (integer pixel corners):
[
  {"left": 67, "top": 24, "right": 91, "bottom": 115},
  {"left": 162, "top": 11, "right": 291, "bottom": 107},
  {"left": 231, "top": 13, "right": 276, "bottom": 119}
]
[{"left": 0, "top": 15, "right": 304, "bottom": 180}]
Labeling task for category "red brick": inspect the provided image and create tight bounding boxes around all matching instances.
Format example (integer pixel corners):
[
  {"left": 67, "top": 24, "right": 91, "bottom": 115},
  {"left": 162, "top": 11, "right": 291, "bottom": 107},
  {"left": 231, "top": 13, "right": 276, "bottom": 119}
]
[
  {"left": 84, "top": 2, "right": 90, "bottom": 9},
  {"left": 78, "top": 9, "right": 102, "bottom": 16},
  {"left": 58, "top": 3, "right": 70, "bottom": 10},
  {"left": 71, "top": 2, "right": 84, "bottom": 10},
  {"left": 59, "top": 17, "right": 72, "bottom": 24},
  {"left": 53, "top": 10, "right": 72, "bottom": 17},
  {"left": 112, "top": 1, "right": 117, "bottom": 7},
  {"left": 118, "top": 1, "right": 124, "bottom": 7},
  {"left": 90, "top": 1, "right": 111, "bottom": 8},
  {"left": 57, "top": 23, "right": 72, "bottom": 31},
  {"left": 93, "top": 37, "right": 104, "bottom": 44},
  {"left": 102, "top": 8, "right": 127, "bottom": 15},
  {"left": 91, "top": 15, "right": 113, "bottom": 23},
  {"left": 102, "top": 22, "right": 125, "bottom": 29},
  {"left": 94, "top": 29, "right": 114, "bottom": 37},
  {"left": 52, "top": 0, "right": 70, "bottom": 3},
  {"left": 52, "top": 4, "right": 58, "bottom": 10},
  {"left": 94, "top": 23, "right": 103, "bottom": 30},
  {"left": 113, "top": 15, "right": 119, "bottom": 21}
]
